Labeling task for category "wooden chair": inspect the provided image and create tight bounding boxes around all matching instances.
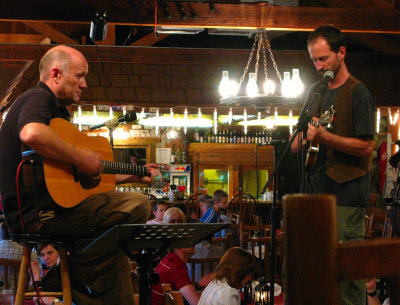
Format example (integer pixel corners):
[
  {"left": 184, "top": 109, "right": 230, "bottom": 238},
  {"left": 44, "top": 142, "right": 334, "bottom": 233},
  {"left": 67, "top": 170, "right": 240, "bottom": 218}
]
[
  {"left": 211, "top": 232, "right": 232, "bottom": 251},
  {"left": 187, "top": 257, "right": 221, "bottom": 285},
  {"left": 184, "top": 192, "right": 207, "bottom": 220},
  {"left": 0, "top": 258, "right": 21, "bottom": 289},
  {"left": 11, "top": 234, "right": 73, "bottom": 305},
  {"left": 283, "top": 194, "right": 400, "bottom": 305},
  {"left": 227, "top": 213, "right": 241, "bottom": 246},
  {"left": 161, "top": 283, "right": 184, "bottom": 305},
  {"left": 364, "top": 213, "right": 375, "bottom": 239},
  {"left": 239, "top": 223, "right": 273, "bottom": 278},
  {"left": 142, "top": 192, "right": 158, "bottom": 202},
  {"left": 228, "top": 192, "right": 256, "bottom": 225},
  {"left": 383, "top": 215, "right": 394, "bottom": 238}
]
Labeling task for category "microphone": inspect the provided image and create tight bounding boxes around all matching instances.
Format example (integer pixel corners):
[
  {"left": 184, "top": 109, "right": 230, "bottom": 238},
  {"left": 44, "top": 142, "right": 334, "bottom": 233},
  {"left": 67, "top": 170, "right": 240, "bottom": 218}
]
[
  {"left": 89, "top": 112, "right": 137, "bottom": 130},
  {"left": 318, "top": 70, "right": 334, "bottom": 92}
]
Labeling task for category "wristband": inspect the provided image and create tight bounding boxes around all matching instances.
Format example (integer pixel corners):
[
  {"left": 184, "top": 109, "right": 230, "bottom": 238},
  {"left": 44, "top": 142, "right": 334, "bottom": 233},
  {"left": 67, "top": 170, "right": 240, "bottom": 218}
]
[{"left": 367, "top": 290, "right": 377, "bottom": 297}]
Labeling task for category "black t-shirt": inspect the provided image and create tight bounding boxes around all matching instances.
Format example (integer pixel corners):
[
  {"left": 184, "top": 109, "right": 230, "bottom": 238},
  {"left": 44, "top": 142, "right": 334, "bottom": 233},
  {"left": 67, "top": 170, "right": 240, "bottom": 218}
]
[
  {"left": 0, "top": 82, "right": 70, "bottom": 231},
  {"left": 303, "top": 81, "right": 375, "bottom": 207}
]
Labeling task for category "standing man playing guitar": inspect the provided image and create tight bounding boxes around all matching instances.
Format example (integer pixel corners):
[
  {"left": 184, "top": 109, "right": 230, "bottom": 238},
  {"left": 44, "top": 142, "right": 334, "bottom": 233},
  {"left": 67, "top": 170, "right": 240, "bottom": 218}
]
[
  {"left": 0, "top": 45, "right": 160, "bottom": 304},
  {"left": 291, "top": 25, "right": 375, "bottom": 305}
]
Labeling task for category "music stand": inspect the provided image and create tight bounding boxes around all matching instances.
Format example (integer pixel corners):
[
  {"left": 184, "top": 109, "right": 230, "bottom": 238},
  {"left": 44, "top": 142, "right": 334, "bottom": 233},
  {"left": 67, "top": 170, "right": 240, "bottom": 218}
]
[{"left": 77, "top": 223, "right": 229, "bottom": 305}]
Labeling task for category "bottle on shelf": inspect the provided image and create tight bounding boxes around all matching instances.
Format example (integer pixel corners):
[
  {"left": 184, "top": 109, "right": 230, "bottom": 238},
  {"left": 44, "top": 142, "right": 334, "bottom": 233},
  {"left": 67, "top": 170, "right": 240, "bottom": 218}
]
[
  {"left": 199, "top": 130, "right": 204, "bottom": 143},
  {"left": 194, "top": 129, "right": 199, "bottom": 142},
  {"left": 170, "top": 145, "right": 176, "bottom": 164},
  {"left": 241, "top": 131, "right": 245, "bottom": 144}
]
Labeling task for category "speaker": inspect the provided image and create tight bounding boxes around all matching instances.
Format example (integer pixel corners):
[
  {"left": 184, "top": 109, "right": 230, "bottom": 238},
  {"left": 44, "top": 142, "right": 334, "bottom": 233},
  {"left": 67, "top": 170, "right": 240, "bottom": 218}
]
[{"left": 90, "top": 12, "right": 108, "bottom": 41}]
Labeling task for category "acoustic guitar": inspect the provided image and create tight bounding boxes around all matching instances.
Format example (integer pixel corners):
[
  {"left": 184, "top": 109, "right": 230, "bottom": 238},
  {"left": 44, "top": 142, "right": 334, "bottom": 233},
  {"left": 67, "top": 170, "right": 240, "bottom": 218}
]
[
  {"left": 304, "top": 105, "right": 336, "bottom": 172},
  {"left": 28, "top": 118, "right": 150, "bottom": 208}
]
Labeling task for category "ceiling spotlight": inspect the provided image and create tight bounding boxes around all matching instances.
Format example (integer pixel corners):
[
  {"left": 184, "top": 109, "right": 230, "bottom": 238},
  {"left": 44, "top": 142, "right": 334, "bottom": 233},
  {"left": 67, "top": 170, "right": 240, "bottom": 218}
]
[{"left": 90, "top": 11, "right": 108, "bottom": 41}]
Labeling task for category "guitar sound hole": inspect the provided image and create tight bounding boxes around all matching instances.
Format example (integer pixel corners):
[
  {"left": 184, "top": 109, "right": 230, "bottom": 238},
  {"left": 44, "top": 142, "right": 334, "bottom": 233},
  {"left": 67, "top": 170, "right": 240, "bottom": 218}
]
[{"left": 79, "top": 172, "right": 101, "bottom": 189}]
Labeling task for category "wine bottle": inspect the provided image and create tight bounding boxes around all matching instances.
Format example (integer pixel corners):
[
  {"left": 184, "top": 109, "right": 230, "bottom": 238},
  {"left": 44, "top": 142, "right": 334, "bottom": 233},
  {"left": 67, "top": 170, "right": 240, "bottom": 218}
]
[{"left": 170, "top": 145, "right": 176, "bottom": 164}]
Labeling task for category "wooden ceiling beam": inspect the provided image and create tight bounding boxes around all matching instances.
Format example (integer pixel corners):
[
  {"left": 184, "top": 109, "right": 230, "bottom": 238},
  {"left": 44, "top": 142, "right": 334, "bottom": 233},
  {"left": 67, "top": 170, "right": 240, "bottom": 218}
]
[
  {"left": 22, "top": 21, "right": 77, "bottom": 44},
  {"left": 347, "top": 33, "right": 400, "bottom": 55},
  {"left": 0, "top": 34, "right": 48, "bottom": 44},
  {"left": 0, "top": 43, "right": 311, "bottom": 64},
  {"left": 129, "top": 32, "right": 170, "bottom": 46},
  {"left": 0, "top": 6, "right": 399, "bottom": 34},
  {"left": 317, "top": 0, "right": 393, "bottom": 9},
  {"left": 0, "top": 43, "right": 398, "bottom": 68}
]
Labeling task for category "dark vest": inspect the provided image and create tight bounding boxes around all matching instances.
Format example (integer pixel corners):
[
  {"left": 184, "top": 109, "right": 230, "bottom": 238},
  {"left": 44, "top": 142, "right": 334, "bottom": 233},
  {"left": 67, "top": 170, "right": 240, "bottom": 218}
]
[{"left": 325, "top": 74, "right": 372, "bottom": 184}]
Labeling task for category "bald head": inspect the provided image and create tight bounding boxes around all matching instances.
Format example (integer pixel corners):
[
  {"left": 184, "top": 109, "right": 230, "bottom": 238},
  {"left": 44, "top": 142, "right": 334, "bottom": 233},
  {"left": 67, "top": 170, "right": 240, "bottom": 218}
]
[
  {"left": 39, "top": 46, "right": 85, "bottom": 82},
  {"left": 39, "top": 45, "right": 88, "bottom": 103}
]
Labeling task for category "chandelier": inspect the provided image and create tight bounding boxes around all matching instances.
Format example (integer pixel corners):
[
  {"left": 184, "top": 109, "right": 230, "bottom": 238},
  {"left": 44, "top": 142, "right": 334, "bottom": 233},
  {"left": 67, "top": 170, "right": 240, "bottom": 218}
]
[{"left": 219, "top": 29, "right": 304, "bottom": 108}]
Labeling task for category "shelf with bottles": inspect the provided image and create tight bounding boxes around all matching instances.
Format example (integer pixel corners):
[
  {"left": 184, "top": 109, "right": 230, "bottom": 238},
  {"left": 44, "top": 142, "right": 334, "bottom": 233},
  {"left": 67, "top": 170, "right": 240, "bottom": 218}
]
[
  {"left": 192, "top": 128, "right": 273, "bottom": 145},
  {"left": 169, "top": 144, "right": 189, "bottom": 165}
]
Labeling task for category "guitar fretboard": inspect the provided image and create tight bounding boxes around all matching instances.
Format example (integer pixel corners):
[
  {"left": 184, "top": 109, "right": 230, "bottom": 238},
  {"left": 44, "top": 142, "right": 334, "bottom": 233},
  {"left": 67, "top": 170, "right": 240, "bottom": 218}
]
[{"left": 101, "top": 161, "right": 149, "bottom": 177}]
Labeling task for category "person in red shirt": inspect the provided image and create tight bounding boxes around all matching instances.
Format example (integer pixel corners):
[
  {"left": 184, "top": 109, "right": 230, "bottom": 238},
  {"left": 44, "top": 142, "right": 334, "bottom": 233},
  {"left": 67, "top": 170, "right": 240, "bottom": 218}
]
[{"left": 151, "top": 208, "right": 203, "bottom": 305}]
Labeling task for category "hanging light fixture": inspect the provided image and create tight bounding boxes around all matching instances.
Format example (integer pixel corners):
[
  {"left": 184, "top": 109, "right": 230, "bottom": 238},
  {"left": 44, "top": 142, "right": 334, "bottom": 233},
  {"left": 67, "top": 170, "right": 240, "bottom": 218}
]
[{"left": 219, "top": 29, "right": 303, "bottom": 108}]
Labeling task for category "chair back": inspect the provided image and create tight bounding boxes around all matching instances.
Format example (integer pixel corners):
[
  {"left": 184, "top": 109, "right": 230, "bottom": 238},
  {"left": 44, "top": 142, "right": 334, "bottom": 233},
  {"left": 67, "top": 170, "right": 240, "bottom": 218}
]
[
  {"left": 383, "top": 215, "right": 394, "bottom": 238},
  {"left": 0, "top": 258, "right": 21, "bottom": 289},
  {"left": 239, "top": 223, "right": 277, "bottom": 278},
  {"left": 161, "top": 283, "right": 185, "bottom": 305},
  {"left": 187, "top": 257, "right": 221, "bottom": 285},
  {"left": 211, "top": 233, "right": 232, "bottom": 251},
  {"left": 184, "top": 192, "right": 206, "bottom": 220},
  {"left": 364, "top": 213, "right": 374, "bottom": 239},
  {"left": 228, "top": 192, "right": 256, "bottom": 225},
  {"left": 283, "top": 194, "right": 400, "bottom": 305}
]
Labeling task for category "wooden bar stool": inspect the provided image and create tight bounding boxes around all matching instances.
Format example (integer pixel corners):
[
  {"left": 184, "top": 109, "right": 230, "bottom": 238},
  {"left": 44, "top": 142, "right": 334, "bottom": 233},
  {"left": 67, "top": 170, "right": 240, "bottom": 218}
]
[{"left": 11, "top": 234, "right": 73, "bottom": 305}]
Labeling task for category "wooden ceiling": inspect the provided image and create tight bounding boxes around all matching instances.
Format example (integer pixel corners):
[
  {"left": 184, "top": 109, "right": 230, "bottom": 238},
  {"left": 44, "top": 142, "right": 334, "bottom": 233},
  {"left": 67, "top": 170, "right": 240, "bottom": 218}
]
[
  {"left": 0, "top": 0, "right": 400, "bottom": 110},
  {"left": 0, "top": 0, "right": 399, "bottom": 47}
]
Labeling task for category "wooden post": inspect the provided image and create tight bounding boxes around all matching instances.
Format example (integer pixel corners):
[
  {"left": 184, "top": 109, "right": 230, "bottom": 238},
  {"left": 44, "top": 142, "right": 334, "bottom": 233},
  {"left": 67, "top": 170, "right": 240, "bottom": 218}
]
[{"left": 283, "top": 194, "right": 340, "bottom": 305}]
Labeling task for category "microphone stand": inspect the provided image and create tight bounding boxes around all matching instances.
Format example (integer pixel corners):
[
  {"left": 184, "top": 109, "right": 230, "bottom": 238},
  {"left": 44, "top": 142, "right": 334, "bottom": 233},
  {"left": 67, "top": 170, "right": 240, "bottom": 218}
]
[
  {"left": 109, "top": 127, "right": 115, "bottom": 148},
  {"left": 260, "top": 90, "right": 322, "bottom": 304}
]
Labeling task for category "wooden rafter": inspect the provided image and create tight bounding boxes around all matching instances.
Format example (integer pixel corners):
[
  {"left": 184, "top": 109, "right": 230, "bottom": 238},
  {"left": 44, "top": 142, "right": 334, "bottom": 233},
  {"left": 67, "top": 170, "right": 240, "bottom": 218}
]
[
  {"left": 317, "top": 0, "right": 393, "bottom": 9},
  {"left": 0, "top": 43, "right": 399, "bottom": 67},
  {"left": 0, "top": 59, "right": 39, "bottom": 111},
  {"left": 22, "top": 21, "right": 77, "bottom": 44},
  {"left": 0, "top": 34, "right": 47, "bottom": 44},
  {"left": 0, "top": 37, "right": 50, "bottom": 111},
  {"left": 347, "top": 33, "right": 400, "bottom": 55},
  {"left": 0, "top": 6, "right": 398, "bottom": 34},
  {"left": 129, "top": 32, "right": 170, "bottom": 46}
]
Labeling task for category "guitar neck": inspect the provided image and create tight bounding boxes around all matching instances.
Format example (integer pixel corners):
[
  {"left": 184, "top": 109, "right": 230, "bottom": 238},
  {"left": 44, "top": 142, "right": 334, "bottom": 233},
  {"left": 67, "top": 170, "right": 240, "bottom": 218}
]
[{"left": 101, "top": 161, "right": 150, "bottom": 177}]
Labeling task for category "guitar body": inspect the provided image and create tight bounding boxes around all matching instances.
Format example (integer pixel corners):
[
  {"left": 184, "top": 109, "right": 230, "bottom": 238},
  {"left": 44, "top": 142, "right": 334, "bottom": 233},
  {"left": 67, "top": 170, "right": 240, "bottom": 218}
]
[
  {"left": 44, "top": 118, "right": 116, "bottom": 208},
  {"left": 304, "top": 106, "right": 336, "bottom": 172},
  {"left": 305, "top": 143, "right": 319, "bottom": 172}
]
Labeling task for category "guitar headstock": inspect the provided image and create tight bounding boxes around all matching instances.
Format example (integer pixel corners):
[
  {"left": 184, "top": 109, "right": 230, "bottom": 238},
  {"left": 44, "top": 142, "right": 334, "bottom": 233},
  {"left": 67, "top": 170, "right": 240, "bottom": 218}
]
[{"left": 318, "top": 105, "right": 336, "bottom": 127}]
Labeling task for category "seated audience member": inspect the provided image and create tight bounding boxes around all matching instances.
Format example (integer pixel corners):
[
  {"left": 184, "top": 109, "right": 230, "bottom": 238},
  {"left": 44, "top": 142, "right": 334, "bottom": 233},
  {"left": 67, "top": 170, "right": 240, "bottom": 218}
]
[
  {"left": 366, "top": 278, "right": 390, "bottom": 305},
  {"left": 200, "top": 190, "right": 229, "bottom": 224},
  {"left": 152, "top": 208, "right": 204, "bottom": 305},
  {"left": 190, "top": 195, "right": 225, "bottom": 282},
  {"left": 198, "top": 247, "right": 256, "bottom": 305},
  {"left": 31, "top": 244, "right": 63, "bottom": 305},
  {"left": 197, "top": 194, "right": 213, "bottom": 218},
  {"left": 0, "top": 220, "right": 38, "bottom": 290},
  {"left": 200, "top": 190, "right": 229, "bottom": 237},
  {"left": 146, "top": 201, "right": 168, "bottom": 224},
  {"left": 213, "top": 190, "right": 229, "bottom": 214}
]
